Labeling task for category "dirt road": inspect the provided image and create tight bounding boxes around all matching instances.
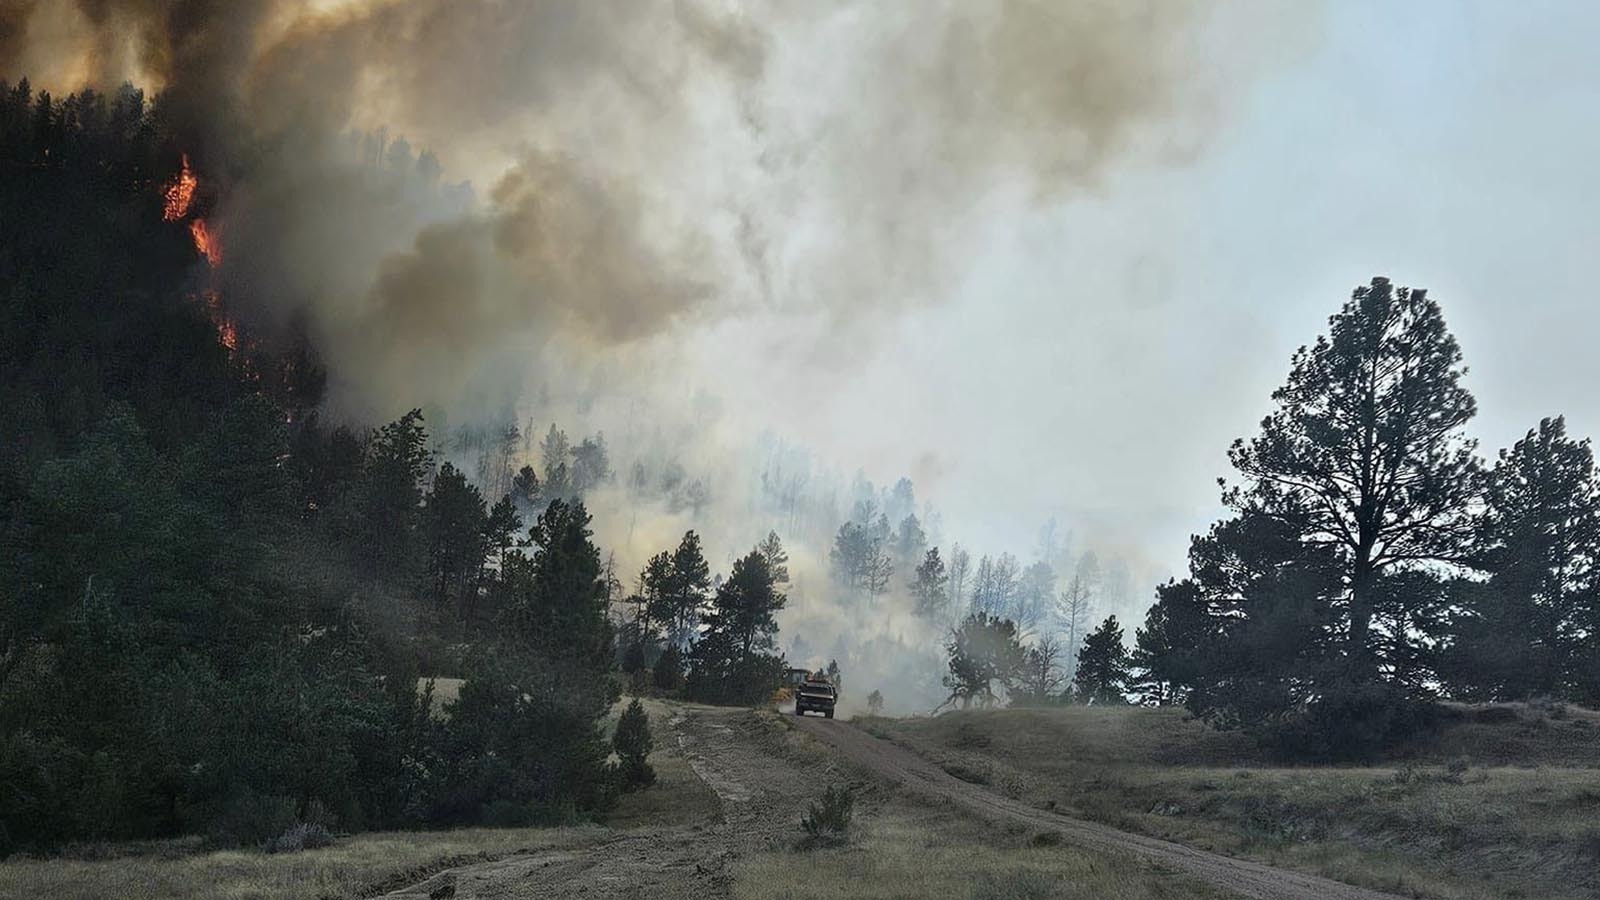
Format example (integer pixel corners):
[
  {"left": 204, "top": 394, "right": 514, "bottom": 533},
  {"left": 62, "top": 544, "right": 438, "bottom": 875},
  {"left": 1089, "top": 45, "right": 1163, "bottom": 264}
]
[
  {"left": 791, "top": 714, "right": 1404, "bottom": 900},
  {"left": 378, "top": 705, "right": 1406, "bottom": 900}
]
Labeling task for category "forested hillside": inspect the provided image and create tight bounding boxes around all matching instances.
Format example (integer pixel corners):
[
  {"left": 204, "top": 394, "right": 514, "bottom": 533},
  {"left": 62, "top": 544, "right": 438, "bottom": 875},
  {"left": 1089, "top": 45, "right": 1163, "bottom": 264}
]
[{"left": 0, "top": 83, "right": 791, "bottom": 855}]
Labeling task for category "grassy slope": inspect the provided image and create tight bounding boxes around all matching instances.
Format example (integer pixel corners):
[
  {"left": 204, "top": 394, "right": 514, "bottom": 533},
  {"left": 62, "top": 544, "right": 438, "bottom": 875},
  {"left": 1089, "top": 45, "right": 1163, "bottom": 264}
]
[
  {"left": 0, "top": 828, "right": 604, "bottom": 900},
  {"left": 858, "top": 703, "right": 1600, "bottom": 900},
  {"left": 736, "top": 799, "right": 1234, "bottom": 900},
  {"left": 738, "top": 711, "right": 1235, "bottom": 900}
]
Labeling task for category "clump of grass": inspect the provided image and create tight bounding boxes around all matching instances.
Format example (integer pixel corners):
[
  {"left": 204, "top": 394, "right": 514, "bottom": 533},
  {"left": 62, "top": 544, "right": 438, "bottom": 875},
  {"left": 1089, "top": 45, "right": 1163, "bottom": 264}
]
[
  {"left": 800, "top": 785, "right": 855, "bottom": 845},
  {"left": 944, "top": 762, "right": 992, "bottom": 785},
  {"left": 260, "top": 823, "right": 334, "bottom": 855},
  {"left": 971, "top": 868, "right": 1055, "bottom": 900}
]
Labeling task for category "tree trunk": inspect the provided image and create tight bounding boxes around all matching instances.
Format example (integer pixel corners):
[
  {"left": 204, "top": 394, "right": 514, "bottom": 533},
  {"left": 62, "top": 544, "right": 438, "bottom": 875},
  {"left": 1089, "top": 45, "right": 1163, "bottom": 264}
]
[{"left": 1348, "top": 541, "right": 1376, "bottom": 680}]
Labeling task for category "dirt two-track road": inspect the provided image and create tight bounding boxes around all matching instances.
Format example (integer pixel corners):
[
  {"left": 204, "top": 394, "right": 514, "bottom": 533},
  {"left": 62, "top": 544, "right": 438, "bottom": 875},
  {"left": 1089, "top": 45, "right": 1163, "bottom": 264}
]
[{"left": 381, "top": 705, "right": 1404, "bottom": 900}]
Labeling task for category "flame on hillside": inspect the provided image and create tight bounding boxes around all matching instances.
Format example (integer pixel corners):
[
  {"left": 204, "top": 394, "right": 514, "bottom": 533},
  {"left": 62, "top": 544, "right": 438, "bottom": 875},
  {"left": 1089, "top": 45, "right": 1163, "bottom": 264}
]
[
  {"left": 161, "top": 155, "right": 236, "bottom": 354},
  {"left": 163, "top": 155, "right": 196, "bottom": 222},
  {"left": 189, "top": 219, "right": 222, "bottom": 268}
]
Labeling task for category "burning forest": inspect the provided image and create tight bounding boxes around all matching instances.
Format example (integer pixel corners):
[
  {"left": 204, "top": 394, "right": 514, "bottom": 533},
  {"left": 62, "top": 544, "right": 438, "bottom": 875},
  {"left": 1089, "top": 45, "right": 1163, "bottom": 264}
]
[{"left": 4, "top": 3, "right": 1600, "bottom": 899}]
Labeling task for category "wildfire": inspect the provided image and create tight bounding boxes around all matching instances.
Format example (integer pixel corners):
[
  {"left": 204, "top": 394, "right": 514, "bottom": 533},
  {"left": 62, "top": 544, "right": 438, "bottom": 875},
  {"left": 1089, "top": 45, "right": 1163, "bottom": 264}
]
[
  {"left": 162, "top": 154, "right": 238, "bottom": 355},
  {"left": 189, "top": 219, "right": 223, "bottom": 268},
  {"left": 163, "top": 154, "right": 197, "bottom": 221},
  {"left": 200, "top": 290, "right": 239, "bottom": 352}
]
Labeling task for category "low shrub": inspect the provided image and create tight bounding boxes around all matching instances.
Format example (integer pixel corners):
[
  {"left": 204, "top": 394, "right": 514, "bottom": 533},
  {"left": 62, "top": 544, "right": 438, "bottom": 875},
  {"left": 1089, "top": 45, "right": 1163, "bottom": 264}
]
[
  {"left": 260, "top": 822, "right": 334, "bottom": 854},
  {"left": 800, "top": 785, "right": 854, "bottom": 844}
]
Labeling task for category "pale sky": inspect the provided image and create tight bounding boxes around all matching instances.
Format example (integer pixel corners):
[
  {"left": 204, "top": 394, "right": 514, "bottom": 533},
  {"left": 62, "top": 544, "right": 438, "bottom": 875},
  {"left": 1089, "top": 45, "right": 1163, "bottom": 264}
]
[{"left": 665, "top": 1, "right": 1600, "bottom": 583}]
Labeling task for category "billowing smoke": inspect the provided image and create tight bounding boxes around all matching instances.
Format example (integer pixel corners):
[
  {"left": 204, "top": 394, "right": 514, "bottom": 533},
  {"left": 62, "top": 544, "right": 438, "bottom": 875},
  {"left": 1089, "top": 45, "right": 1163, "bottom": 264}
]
[{"left": 0, "top": 0, "right": 1312, "bottom": 709}]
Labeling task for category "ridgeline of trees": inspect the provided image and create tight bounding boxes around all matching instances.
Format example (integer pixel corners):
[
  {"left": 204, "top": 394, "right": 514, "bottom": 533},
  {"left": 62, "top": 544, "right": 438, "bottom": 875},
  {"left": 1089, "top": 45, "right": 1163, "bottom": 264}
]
[{"left": 0, "top": 81, "right": 787, "bottom": 855}]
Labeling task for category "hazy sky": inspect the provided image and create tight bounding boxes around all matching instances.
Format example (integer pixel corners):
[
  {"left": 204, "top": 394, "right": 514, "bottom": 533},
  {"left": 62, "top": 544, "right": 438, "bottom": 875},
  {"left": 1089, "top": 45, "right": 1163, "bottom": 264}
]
[
  {"left": 666, "top": 0, "right": 1600, "bottom": 580},
  {"left": 7, "top": 0, "right": 1596, "bottom": 594}
]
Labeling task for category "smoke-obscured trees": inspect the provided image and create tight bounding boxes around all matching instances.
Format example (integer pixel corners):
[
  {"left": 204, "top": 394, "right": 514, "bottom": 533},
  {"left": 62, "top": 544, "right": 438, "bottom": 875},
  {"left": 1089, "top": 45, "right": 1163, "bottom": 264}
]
[
  {"left": 937, "top": 612, "right": 1026, "bottom": 711},
  {"left": 893, "top": 513, "right": 928, "bottom": 580},
  {"left": 911, "top": 547, "right": 951, "bottom": 620},
  {"left": 1056, "top": 557, "right": 1097, "bottom": 671},
  {"left": 643, "top": 531, "right": 711, "bottom": 650},
  {"left": 757, "top": 530, "right": 790, "bottom": 585},
  {"left": 969, "top": 553, "right": 1020, "bottom": 618},
  {"left": 512, "top": 463, "right": 543, "bottom": 512},
  {"left": 1012, "top": 634, "right": 1066, "bottom": 706},
  {"left": 947, "top": 545, "right": 972, "bottom": 615},
  {"left": 1014, "top": 560, "right": 1056, "bottom": 634},
  {"left": 829, "top": 520, "right": 893, "bottom": 596},
  {"left": 422, "top": 462, "right": 489, "bottom": 618}
]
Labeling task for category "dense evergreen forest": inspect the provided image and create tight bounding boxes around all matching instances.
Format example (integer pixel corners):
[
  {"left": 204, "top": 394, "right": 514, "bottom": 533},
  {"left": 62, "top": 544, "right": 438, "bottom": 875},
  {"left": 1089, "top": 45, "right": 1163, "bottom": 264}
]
[{"left": 0, "top": 83, "right": 788, "bottom": 855}]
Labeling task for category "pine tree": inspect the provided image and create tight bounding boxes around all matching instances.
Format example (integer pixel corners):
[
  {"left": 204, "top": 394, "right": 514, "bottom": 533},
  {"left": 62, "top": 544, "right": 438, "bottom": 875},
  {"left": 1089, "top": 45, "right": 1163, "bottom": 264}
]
[
  {"left": 1130, "top": 579, "right": 1213, "bottom": 705},
  {"left": 911, "top": 547, "right": 950, "bottom": 619},
  {"left": 421, "top": 462, "right": 489, "bottom": 618},
  {"left": 1073, "top": 616, "right": 1131, "bottom": 705},
  {"left": 757, "top": 530, "right": 790, "bottom": 585},
  {"left": 1441, "top": 417, "right": 1600, "bottom": 700},
  {"left": 613, "top": 698, "right": 655, "bottom": 789},
  {"left": 1226, "top": 277, "right": 1479, "bottom": 680}
]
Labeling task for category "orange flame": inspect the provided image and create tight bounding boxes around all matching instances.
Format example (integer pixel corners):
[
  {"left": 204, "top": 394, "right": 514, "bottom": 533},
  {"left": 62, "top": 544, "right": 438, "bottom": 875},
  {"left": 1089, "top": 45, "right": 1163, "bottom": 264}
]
[
  {"left": 163, "top": 155, "right": 197, "bottom": 222},
  {"left": 199, "top": 290, "right": 239, "bottom": 353},
  {"left": 189, "top": 219, "right": 222, "bottom": 268},
  {"left": 163, "top": 154, "right": 237, "bottom": 356}
]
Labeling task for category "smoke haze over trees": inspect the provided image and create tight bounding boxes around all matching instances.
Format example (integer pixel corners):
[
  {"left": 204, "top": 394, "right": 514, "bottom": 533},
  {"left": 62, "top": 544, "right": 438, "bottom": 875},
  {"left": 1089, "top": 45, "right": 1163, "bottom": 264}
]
[{"left": 8, "top": 0, "right": 1600, "bottom": 856}]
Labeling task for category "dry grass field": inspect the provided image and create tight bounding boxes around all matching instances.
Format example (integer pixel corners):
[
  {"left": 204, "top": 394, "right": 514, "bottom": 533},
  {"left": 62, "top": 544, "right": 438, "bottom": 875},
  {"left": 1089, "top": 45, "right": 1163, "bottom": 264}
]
[
  {"left": 0, "top": 826, "right": 607, "bottom": 900},
  {"left": 858, "top": 702, "right": 1600, "bottom": 900},
  {"left": 735, "top": 798, "right": 1233, "bottom": 900}
]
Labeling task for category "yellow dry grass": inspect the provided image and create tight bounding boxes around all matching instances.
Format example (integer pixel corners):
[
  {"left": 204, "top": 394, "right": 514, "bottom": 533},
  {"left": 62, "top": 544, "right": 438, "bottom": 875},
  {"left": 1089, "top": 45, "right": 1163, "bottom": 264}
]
[
  {"left": 736, "top": 800, "right": 1232, "bottom": 900},
  {"left": 861, "top": 703, "right": 1600, "bottom": 900},
  {"left": 0, "top": 827, "right": 604, "bottom": 900}
]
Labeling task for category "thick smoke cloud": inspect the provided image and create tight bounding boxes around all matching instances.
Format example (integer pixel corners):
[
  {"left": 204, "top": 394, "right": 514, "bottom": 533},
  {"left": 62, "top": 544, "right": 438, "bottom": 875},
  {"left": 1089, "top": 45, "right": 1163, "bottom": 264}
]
[{"left": 1, "top": 0, "right": 1310, "bottom": 708}]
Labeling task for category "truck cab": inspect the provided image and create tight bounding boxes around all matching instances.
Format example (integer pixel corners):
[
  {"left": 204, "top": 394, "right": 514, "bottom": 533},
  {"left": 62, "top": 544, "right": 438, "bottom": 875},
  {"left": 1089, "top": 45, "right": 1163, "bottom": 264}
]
[{"left": 795, "top": 675, "right": 837, "bottom": 718}]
